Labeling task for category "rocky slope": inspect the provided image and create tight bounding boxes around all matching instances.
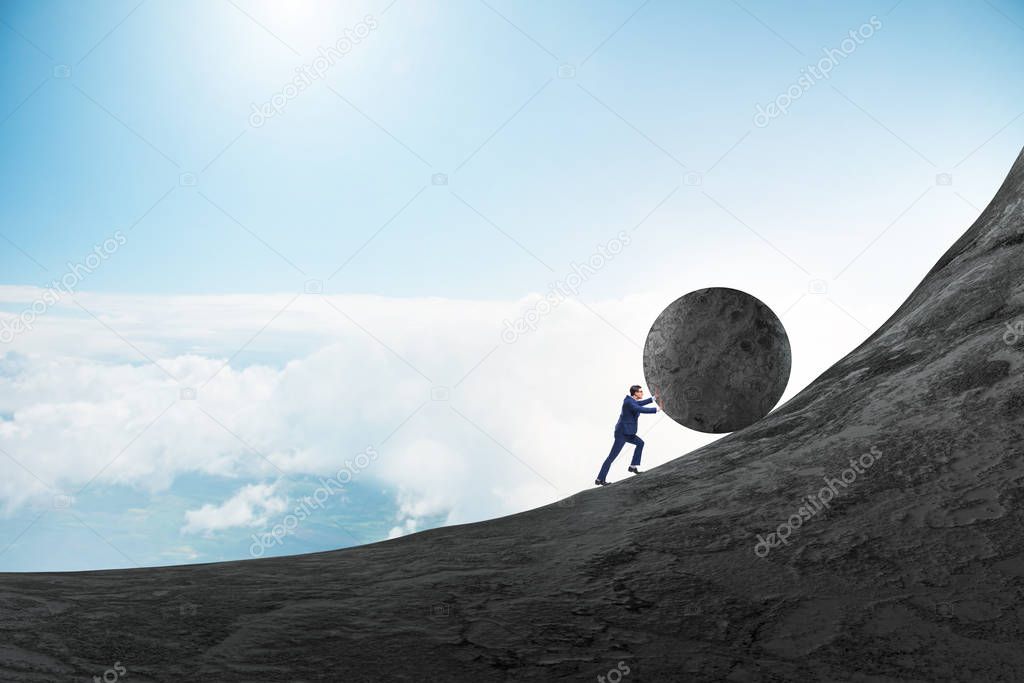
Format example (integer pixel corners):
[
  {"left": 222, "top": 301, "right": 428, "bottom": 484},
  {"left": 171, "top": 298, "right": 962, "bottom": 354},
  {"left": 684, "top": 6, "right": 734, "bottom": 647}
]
[{"left": 2, "top": 148, "right": 1024, "bottom": 682}]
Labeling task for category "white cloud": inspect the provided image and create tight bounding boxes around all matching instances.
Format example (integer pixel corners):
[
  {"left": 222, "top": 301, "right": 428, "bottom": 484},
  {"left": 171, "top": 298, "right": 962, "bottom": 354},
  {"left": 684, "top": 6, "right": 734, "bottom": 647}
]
[
  {"left": 161, "top": 545, "right": 200, "bottom": 560},
  {"left": 0, "top": 283, "right": 889, "bottom": 534},
  {"left": 182, "top": 483, "right": 289, "bottom": 535}
]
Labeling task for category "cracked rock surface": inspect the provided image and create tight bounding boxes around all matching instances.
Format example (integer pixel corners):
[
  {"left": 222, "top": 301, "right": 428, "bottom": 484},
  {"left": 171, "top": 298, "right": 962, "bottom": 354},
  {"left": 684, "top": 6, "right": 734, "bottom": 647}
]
[{"left": 643, "top": 287, "right": 792, "bottom": 433}]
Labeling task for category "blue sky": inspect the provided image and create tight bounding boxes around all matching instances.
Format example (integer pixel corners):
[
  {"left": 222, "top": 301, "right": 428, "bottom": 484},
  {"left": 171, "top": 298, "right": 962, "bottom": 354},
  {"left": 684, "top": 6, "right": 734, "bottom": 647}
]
[{"left": 0, "top": 0, "right": 1022, "bottom": 571}]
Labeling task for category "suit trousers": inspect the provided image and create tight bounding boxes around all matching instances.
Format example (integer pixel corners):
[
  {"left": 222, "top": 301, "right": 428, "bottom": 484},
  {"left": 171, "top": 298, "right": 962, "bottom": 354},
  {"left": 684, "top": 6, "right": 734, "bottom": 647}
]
[{"left": 597, "top": 431, "right": 644, "bottom": 481}]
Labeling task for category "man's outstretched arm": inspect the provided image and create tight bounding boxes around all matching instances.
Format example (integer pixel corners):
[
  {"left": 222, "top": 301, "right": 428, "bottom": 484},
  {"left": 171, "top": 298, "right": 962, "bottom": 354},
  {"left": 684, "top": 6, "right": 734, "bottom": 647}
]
[{"left": 627, "top": 397, "right": 658, "bottom": 413}]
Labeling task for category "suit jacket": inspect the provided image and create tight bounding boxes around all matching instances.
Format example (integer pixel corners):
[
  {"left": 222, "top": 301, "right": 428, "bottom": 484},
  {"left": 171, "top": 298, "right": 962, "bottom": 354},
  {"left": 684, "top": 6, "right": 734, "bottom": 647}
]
[{"left": 614, "top": 395, "right": 657, "bottom": 435}]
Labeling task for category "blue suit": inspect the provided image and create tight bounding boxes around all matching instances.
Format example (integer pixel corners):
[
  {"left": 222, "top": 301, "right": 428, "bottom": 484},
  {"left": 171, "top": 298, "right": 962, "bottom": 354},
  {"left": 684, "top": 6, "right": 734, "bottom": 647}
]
[{"left": 597, "top": 395, "right": 657, "bottom": 481}]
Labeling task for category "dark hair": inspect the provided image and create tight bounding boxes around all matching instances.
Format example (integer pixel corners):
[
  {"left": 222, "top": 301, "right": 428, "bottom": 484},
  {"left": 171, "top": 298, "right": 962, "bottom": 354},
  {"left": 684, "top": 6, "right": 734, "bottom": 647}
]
[{"left": 629, "top": 385, "right": 642, "bottom": 396}]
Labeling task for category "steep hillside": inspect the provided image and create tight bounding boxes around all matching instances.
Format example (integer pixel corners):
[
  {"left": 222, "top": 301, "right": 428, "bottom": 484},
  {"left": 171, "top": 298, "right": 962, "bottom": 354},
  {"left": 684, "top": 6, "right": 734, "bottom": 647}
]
[{"left": 2, "top": 148, "right": 1023, "bottom": 682}]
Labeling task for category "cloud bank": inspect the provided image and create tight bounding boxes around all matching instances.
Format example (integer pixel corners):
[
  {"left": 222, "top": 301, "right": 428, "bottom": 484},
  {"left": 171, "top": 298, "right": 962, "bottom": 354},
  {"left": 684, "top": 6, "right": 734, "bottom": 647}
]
[{"left": 0, "top": 283, "right": 867, "bottom": 546}]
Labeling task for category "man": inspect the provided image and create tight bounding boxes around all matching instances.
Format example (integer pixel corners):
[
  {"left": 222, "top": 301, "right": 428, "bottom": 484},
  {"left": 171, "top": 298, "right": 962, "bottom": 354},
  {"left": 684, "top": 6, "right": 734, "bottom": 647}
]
[{"left": 595, "top": 385, "right": 660, "bottom": 486}]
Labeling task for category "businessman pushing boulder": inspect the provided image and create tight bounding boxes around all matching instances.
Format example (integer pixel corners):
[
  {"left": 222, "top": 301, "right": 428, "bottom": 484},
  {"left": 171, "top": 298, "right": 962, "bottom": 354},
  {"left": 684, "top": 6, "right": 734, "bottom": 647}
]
[{"left": 595, "top": 385, "right": 661, "bottom": 485}]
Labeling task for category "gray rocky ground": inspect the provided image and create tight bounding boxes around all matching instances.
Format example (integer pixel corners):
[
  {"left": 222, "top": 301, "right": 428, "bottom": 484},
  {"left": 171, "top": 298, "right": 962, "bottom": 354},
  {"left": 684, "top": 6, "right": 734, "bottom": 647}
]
[{"left": 2, "top": 148, "right": 1024, "bottom": 681}]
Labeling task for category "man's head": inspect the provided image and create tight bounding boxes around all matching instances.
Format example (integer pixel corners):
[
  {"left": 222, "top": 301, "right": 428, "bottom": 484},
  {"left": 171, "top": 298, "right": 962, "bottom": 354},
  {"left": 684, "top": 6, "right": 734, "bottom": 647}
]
[{"left": 629, "top": 385, "right": 643, "bottom": 398}]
